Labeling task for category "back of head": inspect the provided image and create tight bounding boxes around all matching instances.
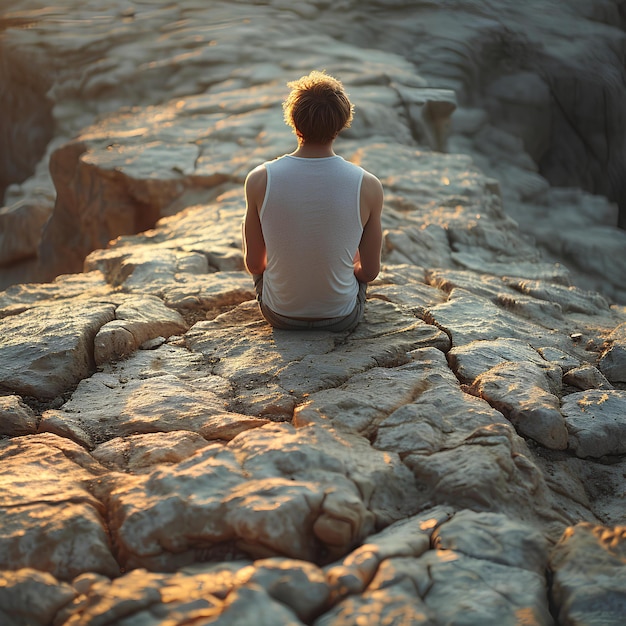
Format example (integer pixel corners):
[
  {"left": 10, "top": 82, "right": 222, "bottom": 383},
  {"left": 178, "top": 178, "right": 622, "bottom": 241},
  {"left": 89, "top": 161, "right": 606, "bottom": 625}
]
[{"left": 283, "top": 70, "right": 354, "bottom": 144}]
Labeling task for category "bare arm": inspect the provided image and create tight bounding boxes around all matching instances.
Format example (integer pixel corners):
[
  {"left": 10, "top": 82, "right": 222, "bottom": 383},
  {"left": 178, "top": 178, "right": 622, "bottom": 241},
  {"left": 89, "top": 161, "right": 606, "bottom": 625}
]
[
  {"left": 243, "top": 165, "right": 267, "bottom": 275},
  {"left": 354, "top": 172, "right": 383, "bottom": 283}
]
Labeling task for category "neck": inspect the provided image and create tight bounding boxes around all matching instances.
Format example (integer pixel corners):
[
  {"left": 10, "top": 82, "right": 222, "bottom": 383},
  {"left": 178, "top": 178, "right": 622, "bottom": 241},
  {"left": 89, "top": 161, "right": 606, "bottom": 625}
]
[{"left": 290, "top": 141, "right": 336, "bottom": 158}]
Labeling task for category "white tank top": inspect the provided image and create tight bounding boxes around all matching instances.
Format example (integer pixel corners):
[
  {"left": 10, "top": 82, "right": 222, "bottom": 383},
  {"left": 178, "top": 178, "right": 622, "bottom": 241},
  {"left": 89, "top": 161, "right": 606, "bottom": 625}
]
[{"left": 260, "top": 155, "right": 365, "bottom": 318}]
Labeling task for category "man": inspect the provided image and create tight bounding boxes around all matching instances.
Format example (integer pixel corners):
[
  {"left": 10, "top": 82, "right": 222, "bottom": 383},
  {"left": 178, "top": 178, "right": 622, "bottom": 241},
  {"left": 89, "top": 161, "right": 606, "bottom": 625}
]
[{"left": 243, "top": 70, "right": 383, "bottom": 331}]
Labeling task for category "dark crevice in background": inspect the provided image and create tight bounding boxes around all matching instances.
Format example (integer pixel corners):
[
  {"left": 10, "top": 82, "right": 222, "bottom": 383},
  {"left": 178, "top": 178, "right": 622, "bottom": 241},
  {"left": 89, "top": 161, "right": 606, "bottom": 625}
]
[{"left": 0, "top": 27, "right": 55, "bottom": 205}]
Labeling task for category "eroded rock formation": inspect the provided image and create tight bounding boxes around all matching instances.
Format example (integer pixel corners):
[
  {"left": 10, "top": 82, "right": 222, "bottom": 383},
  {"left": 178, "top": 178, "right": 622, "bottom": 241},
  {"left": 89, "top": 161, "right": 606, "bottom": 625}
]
[{"left": 1, "top": 1, "right": 625, "bottom": 625}]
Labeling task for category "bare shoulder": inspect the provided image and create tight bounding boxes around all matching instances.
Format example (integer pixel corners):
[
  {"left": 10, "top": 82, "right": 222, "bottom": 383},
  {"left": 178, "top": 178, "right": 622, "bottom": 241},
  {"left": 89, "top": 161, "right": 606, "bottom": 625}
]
[
  {"left": 245, "top": 163, "right": 267, "bottom": 192},
  {"left": 360, "top": 170, "right": 383, "bottom": 213}
]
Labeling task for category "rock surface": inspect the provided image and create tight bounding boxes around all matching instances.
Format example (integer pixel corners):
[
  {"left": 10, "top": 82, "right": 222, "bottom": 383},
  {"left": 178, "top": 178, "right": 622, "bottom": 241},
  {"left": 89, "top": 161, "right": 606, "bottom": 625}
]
[
  {"left": 0, "top": 1, "right": 625, "bottom": 624},
  {"left": 1, "top": 0, "right": 625, "bottom": 303}
]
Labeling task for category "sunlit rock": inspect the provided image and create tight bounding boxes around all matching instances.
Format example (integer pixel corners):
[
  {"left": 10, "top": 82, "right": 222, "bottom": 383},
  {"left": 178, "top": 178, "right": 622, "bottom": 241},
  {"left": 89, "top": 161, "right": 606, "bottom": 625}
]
[
  {"left": 40, "top": 368, "right": 267, "bottom": 449},
  {"left": 325, "top": 507, "right": 451, "bottom": 601},
  {"left": 599, "top": 344, "right": 626, "bottom": 384},
  {"left": 432, "top": 510, "right": 548, "bottom": 573},
  {"left": 468, "top": 361, "right": 568, "bottom": 450},
  {"left": 322, "top": 508, "right": 553, "bottom": 626},
  {"left": 448, "top": 337, "right": 551, "bottom": 385},
  {"left": 563, "top": 364, "right": 613, "bottom": 391},
  {"left": 233, "top": 558, "right": 329, "bottom": 622},
  {"left": 0, "top": 1, "right": 625, "bottom": 623},
  {"left": 428, "top": 288, "right": 557, "bottom": 348},
  {"left": 0, "top": 395, "right": 37, "bottom": 436},
  {"left": 403, "top": 423, "right": 556, "bottom": 528},
  {"left": 104, "top": 423, "right": 418, "bottom": 571},
  {"left": 561, "top": 390, "right": 626, "bottom": 458},
  {"left": 218, "top": 584, "right": 304, "bottom": 625},
  {"left": 0, "top": 568, "right": 76, "bottom": 626},
  {"left": 92, "top": 431, "right": 210, "bottom": 473},
  {"left": 0, "top": 434, "right": 119, "bottom": 580},
  {"left": 93, "top": 295, "right": 188, "bottom": 365},
  {"left": 0, "top": 301, "right": 115, "bottom": 399},
  {"left": 550, "top": 523, "right": 626, "bottom": 626}
]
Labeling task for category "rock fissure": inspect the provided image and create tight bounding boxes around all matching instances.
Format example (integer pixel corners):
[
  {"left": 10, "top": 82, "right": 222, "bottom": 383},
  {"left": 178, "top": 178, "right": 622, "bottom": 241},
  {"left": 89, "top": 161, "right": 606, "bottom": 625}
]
[{"left": 0, "top": 2, "right": 625, "bottom": 624}]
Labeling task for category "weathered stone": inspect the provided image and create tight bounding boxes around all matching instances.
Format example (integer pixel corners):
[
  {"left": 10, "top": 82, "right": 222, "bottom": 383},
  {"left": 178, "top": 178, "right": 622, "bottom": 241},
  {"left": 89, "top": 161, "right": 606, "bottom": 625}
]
[
  {"left": 448, "top": 337, "right": 551, "bottom": 385},
  {"left": 0, "top": 568, "right": 76, "bottom": 626},
  {"left": 403, "top": 423, "right": 554, "bottom": 524},
  {"left": 427, "top": 288, "right": 556, "bottom": 348},
  {"left": 0, "top": 434, "right": 119, "bottom": 580},
  {"left": 56, "top": 568, "right": 225, "bottom": 626},
  {"left": 325, "top": 507, "right": 451, "bottom": 601},
  {"left": 104, "top": 423, "right": 419, "bottom": 571},
  {"left": 0, "top": 2, "right": 625, "bottom": 624},
  {"left": 0, "top": 271, "right": 113, "bottom": 314},
  {"left": 0, "top": 301, "right": 115, "bottom": 399},
  {"left": 0, "top": 395, "right": 37, "bottom": 436},
  {"left": 468, "top": 361, "right": 569, "bottom": 449},
  {"left": 218, "top": 584, "right": 304, "bottom": 625},
  {"left": 599, "top": 344, "right": 626, "bottom": 383},
  {"left": 506, "top": 278, "right": 611, "bottom": 315},
  {"left": 432, "top": 510, "right": 548, "bottom": 573},
  {"left": 40, "top": 370, "right": 267, "bottom": 449},
  {"left": 563, "top": 364, "right": 614, "bottom": 391},
  {"left": 561, "top": 390, "right": 626, "bottom": 458},
  {"left": 297, "top": 347, "right": 507, "bottom": 454},
  {"left": 233, "top": 558, "right": 329, "bottom": 622},
  {"left": 185, "top": 298, "right": 449, "bottom": 402},
  {"left": 536, "top": 345, "right": 580, "bottom": 372},
  {"left": 92, "top": 431, "right": 210, "bottom": 472},
  {"left": 550, "top": 523, "right": 626, "bottom": 626},
  {"left": 0, "top": 200, "right": 50, "bottom": 266},
  {"left": 94, "top": 296, "right": 188, "bottom": 365},
  {"left": 418, "top": 549, "right": 552, "bottom": 625}
]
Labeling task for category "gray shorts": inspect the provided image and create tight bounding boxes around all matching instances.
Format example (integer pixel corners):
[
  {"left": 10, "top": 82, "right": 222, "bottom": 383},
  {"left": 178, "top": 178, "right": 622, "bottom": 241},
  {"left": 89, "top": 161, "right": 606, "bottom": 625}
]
[{"left": 253, "top": 274, "right": 367, "bottom": 332}]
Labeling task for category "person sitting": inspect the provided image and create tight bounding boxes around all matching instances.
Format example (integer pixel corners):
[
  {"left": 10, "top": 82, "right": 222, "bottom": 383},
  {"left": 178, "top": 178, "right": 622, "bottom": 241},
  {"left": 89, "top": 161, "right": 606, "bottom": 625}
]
[{"left": 243, "top": 70, "right": 383, "bottom": 331}]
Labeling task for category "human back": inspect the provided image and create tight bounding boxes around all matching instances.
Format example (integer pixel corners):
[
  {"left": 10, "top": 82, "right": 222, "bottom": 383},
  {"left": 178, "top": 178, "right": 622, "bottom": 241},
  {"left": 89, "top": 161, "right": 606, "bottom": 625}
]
[
  {"left": 243, "top": 70, "right": 383, "bottom": 331},
  {"left": 260, "top": 153, "right": 364, "bottom": 318}
]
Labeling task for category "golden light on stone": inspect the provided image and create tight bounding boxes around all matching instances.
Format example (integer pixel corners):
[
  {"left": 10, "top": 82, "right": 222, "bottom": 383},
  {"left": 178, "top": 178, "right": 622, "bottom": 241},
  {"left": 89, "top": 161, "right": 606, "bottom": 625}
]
[
  {"left": 1, "top": 1, "right": 625, "bottom": 624},
  {"left": 420, "top": 518, "right": 438, "bottom": 531}
]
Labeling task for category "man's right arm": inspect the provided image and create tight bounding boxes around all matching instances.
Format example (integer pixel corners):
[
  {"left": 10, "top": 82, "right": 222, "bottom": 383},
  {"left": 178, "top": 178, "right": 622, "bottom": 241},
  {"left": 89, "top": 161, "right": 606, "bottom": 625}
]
[
  {"left": 354, "top": 172, "right": 383, "bottom": 283},
  {"left": 243, "top": 165, "right": 268, "bottom": 276}
]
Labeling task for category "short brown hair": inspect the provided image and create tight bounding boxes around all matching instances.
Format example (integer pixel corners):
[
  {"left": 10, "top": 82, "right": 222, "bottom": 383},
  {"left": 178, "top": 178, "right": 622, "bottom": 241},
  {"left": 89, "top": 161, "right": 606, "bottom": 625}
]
[{"left": 283, "top": 70, "right": 354, "bottom": 144}]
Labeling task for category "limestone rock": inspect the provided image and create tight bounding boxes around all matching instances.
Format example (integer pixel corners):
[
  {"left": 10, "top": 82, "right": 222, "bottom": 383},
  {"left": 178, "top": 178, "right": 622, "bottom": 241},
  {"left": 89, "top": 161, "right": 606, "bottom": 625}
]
[
  {"left": 297, "top": 347, "right": 507, "bottom": 454},
  {"left": 0, "top": 568, "right": 76, "bottom": 626},
  {"left": 94, "top": 295, "right": 188, "bottom": 365},
  {"left": 427, "top": 288, "right": 557, "bottom": 348},
  {"left": 468, "top": 361, "right": 569, "bottom": 450},
  {"left": 0, "top": 434, "right": 119, "bottom": 580},
  {"left": 233, "top": 558, "right": 329, "bottom": 623},
  {"left": 448, "top": 337, "right": 551, "bottom": 385},
  {"left": 321, "top": 508, "right": 553, "bottom": 626},
  {"left": 0, "top": 395, "right": 37, "bottom": 436},
  {"left": 104, "top": 423, "right": 419, "bottom": 571},
  {"left": 92, "top": 431, "right": 210, "bottom": 473},
  {"left": 40, "top": 367, "right": 268, "bottom": 449},
  {"left": 325, "top": 507, "right": 451, "bottom": 601},
  {"left": 561, "top": 390, "right": 626, "bottom": 458},
  {"left": 55, "top": 567, "right": 227, "bottom": 626},
  {"left": 0, "top": 2, "right": 625, "bottom": 624},
  {"left": 404, "top": 423, "right": 553, "bottom": 524},
  {"left": 432, "top": 510, "right": 548, "bottom": 573},
  {"left": 0, "top": 301, "right": 115, "bottom": 399},
  {"left": 0, "top": 199, "right": 50, "bottom": 267},
  {"left": 550, "top": 523, "right": 626, "bottom": 626},
  {"left": 563, "top": 364, "right": 614, "bottom": 391},
  {"left": 599, "top": 344, "right": 626, "bottom": 384}
]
